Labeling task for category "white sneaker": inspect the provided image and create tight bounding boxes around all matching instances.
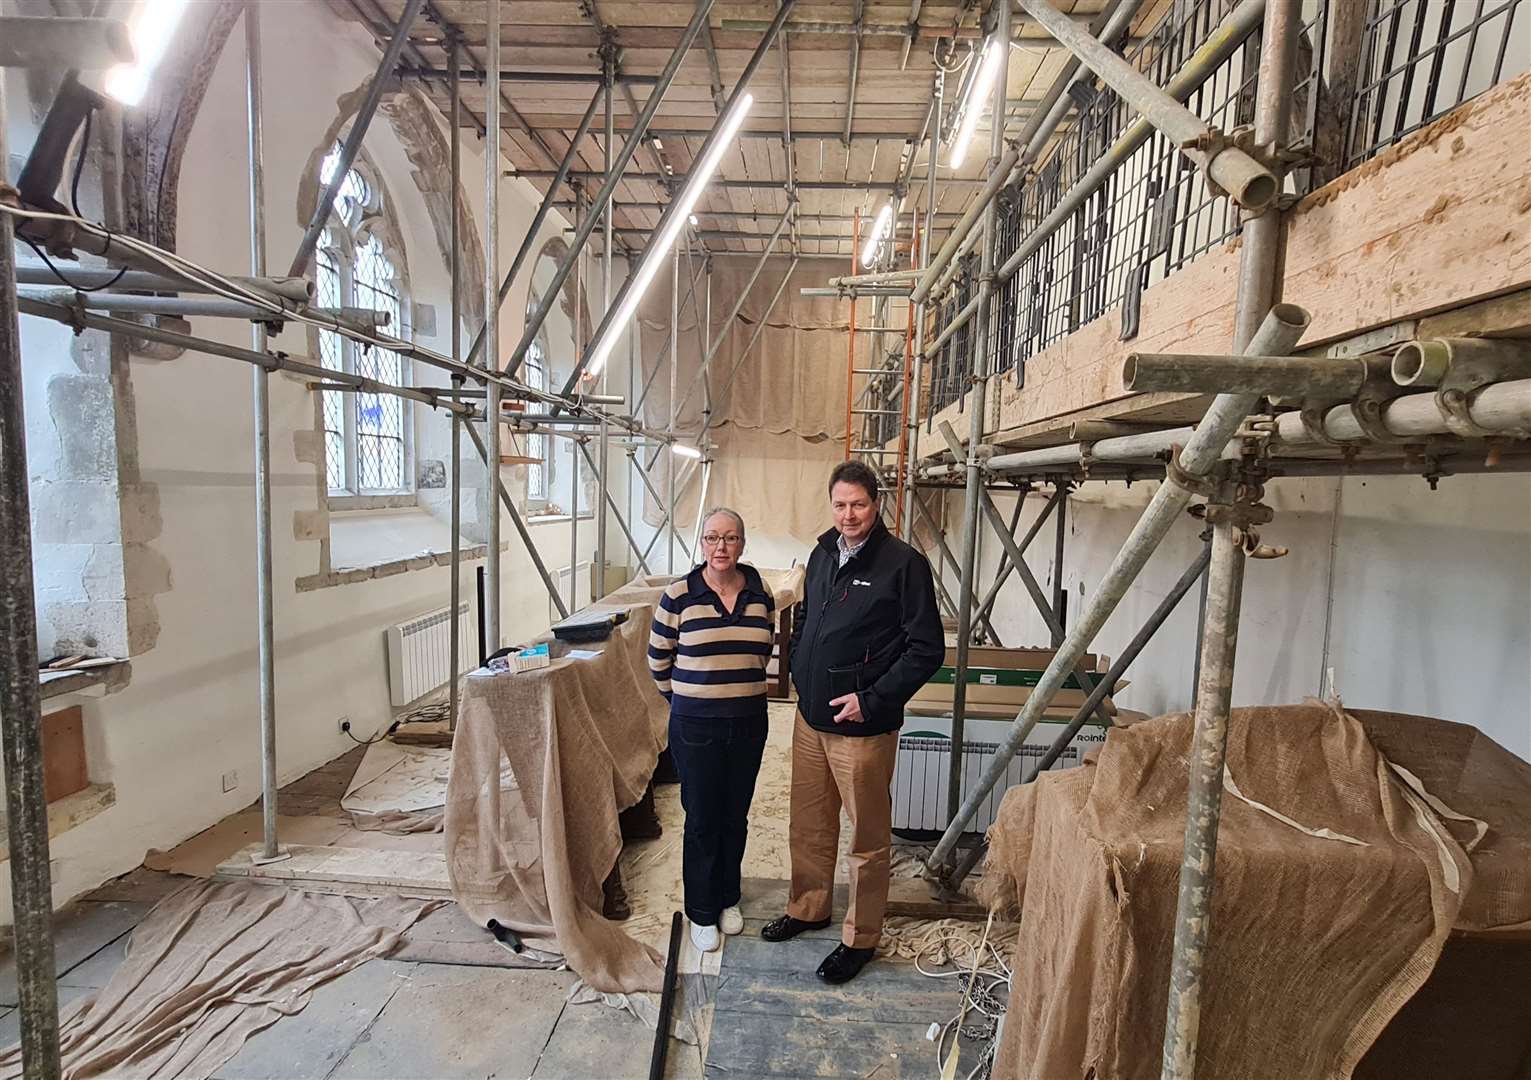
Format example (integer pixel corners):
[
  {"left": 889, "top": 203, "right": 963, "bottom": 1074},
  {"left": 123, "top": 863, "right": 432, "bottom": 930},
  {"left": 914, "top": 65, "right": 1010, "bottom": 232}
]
[
  {"left": 720, "top": 906, "right": 744, "bottom": 936},
  {"left": 690, "top": 920, "right": 721, "bottom": 953}
]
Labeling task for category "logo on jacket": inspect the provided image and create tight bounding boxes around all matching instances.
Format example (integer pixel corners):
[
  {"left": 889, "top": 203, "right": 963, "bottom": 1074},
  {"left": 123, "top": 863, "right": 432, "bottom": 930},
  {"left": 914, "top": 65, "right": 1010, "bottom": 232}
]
[{"left": 852, "top": 578, "right": 872, "bottom": 587}]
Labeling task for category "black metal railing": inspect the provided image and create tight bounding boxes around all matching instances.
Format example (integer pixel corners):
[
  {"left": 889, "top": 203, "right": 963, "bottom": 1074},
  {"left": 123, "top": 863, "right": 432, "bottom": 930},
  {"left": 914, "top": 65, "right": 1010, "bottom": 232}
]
[{"left": 1346, "top": 0, "right": 1527, "bottom": 167}]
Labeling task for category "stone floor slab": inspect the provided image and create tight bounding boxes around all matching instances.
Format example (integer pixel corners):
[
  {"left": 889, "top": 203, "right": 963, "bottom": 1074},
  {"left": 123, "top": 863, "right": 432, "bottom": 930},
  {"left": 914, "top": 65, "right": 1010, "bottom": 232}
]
[
  {"left": 327, "top": 964, "right": 575, "bottom": 1080},
  {"left": 214, "top": 959, "right": 416, "bottom": 1080}
]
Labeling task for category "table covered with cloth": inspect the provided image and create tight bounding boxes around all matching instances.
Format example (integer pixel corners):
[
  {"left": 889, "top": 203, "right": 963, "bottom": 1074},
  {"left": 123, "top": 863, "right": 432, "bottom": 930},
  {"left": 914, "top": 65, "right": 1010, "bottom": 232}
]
[
  {"left": 979, "top": 701, "right": 1531, "bottom": 1080},
  {"left": 444, "top": 567, "right": 805, "bottom": 993}
]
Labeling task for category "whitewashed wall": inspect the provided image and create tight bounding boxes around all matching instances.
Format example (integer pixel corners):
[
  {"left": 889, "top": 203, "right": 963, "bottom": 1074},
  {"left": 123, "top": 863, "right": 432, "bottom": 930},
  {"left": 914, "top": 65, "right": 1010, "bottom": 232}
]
[{"left": 6, "top": 1, "right": 636, "bottom": 917}]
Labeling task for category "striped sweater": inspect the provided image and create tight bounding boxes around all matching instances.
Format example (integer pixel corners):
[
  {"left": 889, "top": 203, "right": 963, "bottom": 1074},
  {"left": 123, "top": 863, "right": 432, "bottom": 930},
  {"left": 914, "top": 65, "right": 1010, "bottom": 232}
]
[{"left": 648, "top": 564, "right": 777, "bottom": 720}]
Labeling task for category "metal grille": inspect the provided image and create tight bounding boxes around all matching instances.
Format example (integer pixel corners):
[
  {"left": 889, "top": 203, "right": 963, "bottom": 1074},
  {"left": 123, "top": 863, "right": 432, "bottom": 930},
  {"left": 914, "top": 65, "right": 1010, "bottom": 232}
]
[
  {"left": 1346, "top": 0, "right": 1529, "bottom": 168},
  {"left": 909, "top": 0, "right": 1529, "bottom": 423},
  {"left": 993, "top": 0, "right": 1291, "bottom": 381}
]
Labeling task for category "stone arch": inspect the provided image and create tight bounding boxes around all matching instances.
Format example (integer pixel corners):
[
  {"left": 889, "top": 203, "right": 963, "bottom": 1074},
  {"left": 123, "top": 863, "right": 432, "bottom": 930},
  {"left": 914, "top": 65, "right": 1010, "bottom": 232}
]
[{"left": 296, "top": 81, "right": 487, "bottom": 331}]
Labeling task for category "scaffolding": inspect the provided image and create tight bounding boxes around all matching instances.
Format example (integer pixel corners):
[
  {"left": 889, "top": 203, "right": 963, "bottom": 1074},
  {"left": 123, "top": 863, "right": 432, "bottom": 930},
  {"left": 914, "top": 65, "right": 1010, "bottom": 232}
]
[
  {"left": 3, "top": 0, "right": 1531, "bottom": 1077},
  {"left": 0, "top": 3, "right": 808, "bottom": 1075}
]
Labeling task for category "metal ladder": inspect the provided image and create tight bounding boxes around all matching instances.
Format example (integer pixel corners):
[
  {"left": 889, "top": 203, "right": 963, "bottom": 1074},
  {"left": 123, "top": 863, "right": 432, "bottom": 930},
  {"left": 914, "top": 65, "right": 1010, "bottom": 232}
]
[{"left": 842, "top": 211, "right": 916, "bottom": 536}]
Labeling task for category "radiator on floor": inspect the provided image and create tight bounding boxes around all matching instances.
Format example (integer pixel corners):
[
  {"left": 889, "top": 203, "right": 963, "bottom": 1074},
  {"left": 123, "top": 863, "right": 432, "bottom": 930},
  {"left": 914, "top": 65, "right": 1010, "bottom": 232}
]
[
  {"left": 892, "top": 723, "right": 1081, "bottom": 834},
  {"left": 385, "top": 602, "right": 476, "bottom": 706}
]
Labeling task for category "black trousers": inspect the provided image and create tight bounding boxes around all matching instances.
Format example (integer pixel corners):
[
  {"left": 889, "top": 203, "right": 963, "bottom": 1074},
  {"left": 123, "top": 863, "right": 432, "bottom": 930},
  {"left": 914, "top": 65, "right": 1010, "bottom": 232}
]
[{"left": 667, "top": 712, "right": 768, "bottom": 926}]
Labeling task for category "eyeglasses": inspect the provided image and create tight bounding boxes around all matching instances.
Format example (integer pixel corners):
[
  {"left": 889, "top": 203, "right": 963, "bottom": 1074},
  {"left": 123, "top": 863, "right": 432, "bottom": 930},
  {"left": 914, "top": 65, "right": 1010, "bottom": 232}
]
[{"left": 701, "top": 534, "right": 743, "bottom": 548}]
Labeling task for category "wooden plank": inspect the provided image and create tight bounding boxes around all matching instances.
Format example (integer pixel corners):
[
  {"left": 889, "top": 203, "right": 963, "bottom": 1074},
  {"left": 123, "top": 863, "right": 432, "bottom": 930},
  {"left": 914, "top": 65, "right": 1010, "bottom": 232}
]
[{"left": 885, "top": 874, "right": 986, "bottom": 920}]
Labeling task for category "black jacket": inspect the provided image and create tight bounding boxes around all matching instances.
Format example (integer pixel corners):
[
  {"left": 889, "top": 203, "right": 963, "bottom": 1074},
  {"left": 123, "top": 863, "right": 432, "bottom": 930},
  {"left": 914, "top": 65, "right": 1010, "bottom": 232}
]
[{"left": 789, "top": 518, "right": 944, "bottom": 736}]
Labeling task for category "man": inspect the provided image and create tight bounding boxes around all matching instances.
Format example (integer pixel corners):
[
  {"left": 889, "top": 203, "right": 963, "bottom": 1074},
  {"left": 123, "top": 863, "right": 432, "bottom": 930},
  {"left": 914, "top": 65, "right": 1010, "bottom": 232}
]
[{"left": 763, "top": 461, "right": 944, "bottom": 984}]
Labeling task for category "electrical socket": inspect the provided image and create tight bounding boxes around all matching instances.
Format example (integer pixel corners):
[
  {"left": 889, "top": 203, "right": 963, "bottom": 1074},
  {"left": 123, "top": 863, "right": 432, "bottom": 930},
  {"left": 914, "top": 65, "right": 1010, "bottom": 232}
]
[
  {"left": 338, "top": 716, "right": 351, "bottom": 734},
  {"left": 221, "top": 770, "right": 238, "bottom": 793}
]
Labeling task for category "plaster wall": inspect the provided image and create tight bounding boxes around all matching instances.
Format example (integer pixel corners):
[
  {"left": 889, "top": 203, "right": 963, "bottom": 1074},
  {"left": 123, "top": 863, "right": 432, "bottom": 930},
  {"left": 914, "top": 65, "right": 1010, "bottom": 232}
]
[{"left": 6, "top": 1, "right": 638, "bottom": 917}]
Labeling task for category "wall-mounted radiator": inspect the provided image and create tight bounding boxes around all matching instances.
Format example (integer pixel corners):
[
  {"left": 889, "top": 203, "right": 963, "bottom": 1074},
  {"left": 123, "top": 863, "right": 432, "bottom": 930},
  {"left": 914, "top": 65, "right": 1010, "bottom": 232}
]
[
  {"left": 385, "top": 602, "right": 476, "bottom": 707},
  {"left": 892, "top": 717, "right": 1084, "bottom": 834},
  {"left": 552, "top": 560, "right": 594, "bottom": 622}
]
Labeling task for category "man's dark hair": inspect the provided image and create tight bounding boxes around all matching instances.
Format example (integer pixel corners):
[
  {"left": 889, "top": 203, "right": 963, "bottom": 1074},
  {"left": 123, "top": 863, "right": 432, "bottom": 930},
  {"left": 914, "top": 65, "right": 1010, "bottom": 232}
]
[{"left": 828, "top": 460, "right": 880, "bottom": 502}]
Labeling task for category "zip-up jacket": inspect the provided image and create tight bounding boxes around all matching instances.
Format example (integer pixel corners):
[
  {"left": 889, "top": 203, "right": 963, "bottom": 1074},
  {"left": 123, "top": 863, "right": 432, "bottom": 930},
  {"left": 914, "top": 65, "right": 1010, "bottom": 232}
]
[{"left": 789, "top": 518, "right": 944, "bottom": 736}]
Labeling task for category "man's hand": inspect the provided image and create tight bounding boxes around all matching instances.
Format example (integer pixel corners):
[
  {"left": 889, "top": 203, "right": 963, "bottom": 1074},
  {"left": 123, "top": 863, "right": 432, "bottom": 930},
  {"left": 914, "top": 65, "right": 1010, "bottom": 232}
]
[{"left": 828, "top": 693, "right": 864, "bottom": 724}]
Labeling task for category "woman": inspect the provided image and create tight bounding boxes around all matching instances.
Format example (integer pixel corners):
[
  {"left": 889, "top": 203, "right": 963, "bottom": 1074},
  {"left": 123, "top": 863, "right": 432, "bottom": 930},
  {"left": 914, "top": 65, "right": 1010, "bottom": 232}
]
[{"left": 647, "top": 508, "right": 776, "bottom": 952}]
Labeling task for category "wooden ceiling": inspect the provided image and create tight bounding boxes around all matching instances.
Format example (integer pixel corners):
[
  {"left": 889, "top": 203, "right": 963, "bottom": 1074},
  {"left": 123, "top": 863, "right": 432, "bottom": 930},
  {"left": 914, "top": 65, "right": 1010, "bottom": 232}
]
[{"left": 330, "top": 0, "right": 1172, "bottom": 261}]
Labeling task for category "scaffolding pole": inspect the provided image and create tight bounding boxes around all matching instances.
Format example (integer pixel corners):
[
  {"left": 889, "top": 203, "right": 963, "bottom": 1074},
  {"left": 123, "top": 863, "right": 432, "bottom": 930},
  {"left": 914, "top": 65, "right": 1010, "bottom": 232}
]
[
  {"left": 508, "top": 0, "right": 718, "bottom": 382},
  {"left": 923, "top": 301, "right": 1310, "bottom": 870},
  {"left": 483, "top": 0, "right": 503, "bottom": 655},
  {"left": 597, "top": 53, "right": 615, "bottom": 599},
  {"left": 0, "top": 53, "right": 63, "bottom": 1080},
  {"left": 946, "top": 0, "right": 1012, "bottom": 833},
  {"left": 448, "top": 34, "right": 464, "bottom": 729},
  {"left": 556, "top": 0, "right": 798, "bottom": 395},
  {"left": 245, "top": 2, "right": 282, "bottom": 865},
  {"left": 1161, "top": 0, "right": 1301, "bottom": 1074}
]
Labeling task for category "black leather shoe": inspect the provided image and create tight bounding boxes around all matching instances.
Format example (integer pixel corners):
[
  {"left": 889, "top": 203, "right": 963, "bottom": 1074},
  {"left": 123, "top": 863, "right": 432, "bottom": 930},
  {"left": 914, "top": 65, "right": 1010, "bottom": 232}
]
[
  {"left": 760, "top": 914, "right": 831, "bottom": 942},
  {"left": 817, "top": 944, "right": 876, "bottom": 984}
]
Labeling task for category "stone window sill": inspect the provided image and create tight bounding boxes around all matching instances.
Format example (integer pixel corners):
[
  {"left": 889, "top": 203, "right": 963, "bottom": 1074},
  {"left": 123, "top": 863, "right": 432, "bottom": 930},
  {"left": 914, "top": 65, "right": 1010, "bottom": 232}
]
[
  {"left": 0, "top": 784, "right": 116, "bottom": 859},
  {"left": 527, "top": 512, "right": 595, "bottom": 526},
  {"left": 296, "top": 540, "right": 512, "bottom": 592},
  {"left": 328, "top": 493, "right": 419, "bottom": 512},
  {"left": 40, "top": 662, "right": 131, "bottom": 702}
]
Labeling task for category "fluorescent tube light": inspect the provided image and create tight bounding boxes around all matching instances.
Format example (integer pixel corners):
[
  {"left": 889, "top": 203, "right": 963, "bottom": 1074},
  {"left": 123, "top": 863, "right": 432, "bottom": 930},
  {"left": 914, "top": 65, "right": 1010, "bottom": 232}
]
[
  {"left": 948, "top": 38, "right": 1003, "bottom": 170},
  {"left": 859, "top": 202, "right": 895, "bottom": 268},
  {"left": 670, "top": 443, "right": 703, "bottom": 460},
  {"left": 585, "top": 92, "right": 756, "bottom": 379},
  {"left": 104, "top": 0, "right": 191, "bottom": 106},
  {"left": 689, "top": 214, "right": 699, "bottom": 226}
]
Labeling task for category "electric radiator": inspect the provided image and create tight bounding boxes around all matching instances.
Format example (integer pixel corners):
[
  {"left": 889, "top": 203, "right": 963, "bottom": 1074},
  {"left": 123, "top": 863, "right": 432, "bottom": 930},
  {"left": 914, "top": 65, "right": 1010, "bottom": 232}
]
[
  {"left": 385, "top": 602, "right": 476, "bottom": 707},
  {"left": 551, "top": 560, "right": 594, "bottom": 622},
  {"left": 891, "top": 733, "right": 1080, "bottom": 834}
]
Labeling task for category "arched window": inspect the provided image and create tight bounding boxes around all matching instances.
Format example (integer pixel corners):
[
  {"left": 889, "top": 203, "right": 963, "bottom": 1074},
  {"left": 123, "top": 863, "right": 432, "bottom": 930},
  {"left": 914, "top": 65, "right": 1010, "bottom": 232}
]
[{"left": 315, "top": 143, "right": 411, "bottom": 495}]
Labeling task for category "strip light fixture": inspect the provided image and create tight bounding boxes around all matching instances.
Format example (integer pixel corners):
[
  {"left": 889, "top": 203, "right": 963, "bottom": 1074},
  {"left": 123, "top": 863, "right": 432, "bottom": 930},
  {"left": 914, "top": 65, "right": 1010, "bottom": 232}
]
[
  {"left": 948, "top": 37, "right": 1003, "bottom": 169},
  {"left": 585, "top": 92, "right": 757, "bottom": 379},
  {"left": 670, "top": 443, "right": 704, "bottom": 460},
  {"left": 104, "top": 0, "right": 192, "bottom": 106},
  {"left": 859, "top": 202, "right": 895, "bottom": 268}
]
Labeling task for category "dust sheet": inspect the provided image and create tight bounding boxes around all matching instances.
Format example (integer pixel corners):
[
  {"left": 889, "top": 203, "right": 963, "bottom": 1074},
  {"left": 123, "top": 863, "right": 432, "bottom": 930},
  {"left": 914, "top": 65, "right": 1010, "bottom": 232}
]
[
  {"left": 980, "top": 702, "right": 1531, "bottom": 1080},
  {"left": 0, "top": 880, "right": 435, "bottom": 1080},
  {"left": 444, "top": 569, "right": 805, "bottom": 994}
]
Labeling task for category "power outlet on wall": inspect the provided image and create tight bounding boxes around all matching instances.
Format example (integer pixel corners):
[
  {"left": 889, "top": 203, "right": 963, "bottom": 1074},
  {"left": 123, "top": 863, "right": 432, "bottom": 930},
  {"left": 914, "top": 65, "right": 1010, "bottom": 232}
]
[
  {"left": 221, "top": 770, "right": 238, "bottom": 793},
  {"left": 338, "top": 716, "right": 352, "bottom": 735}
]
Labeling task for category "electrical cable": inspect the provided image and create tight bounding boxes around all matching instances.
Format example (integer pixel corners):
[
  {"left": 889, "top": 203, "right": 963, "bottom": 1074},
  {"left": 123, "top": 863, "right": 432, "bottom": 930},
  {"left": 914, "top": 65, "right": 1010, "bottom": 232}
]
[{"left": 19, "top": 235, "right": 128, "bottom": 294}]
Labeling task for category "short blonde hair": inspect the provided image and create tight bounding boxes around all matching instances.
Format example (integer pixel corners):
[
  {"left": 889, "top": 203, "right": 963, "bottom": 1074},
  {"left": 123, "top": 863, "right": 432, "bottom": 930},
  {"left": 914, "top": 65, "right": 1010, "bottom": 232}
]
[{"left": 701, "top": 506, "right": 746, "bottom": 544}]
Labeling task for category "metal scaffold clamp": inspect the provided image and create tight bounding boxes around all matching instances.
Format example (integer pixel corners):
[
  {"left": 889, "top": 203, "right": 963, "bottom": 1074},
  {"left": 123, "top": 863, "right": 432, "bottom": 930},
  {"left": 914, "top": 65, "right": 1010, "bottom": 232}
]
[{"left": 1190, "top": 475, "right": 1286, "bottom": 559}]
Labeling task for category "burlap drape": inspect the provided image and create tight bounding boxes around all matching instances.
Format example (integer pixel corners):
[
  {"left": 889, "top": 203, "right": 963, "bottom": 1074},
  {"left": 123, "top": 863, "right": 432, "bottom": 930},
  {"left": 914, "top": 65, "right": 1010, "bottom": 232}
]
[{"left": 636, "top": 256, "right": 851, "bottom": 542}]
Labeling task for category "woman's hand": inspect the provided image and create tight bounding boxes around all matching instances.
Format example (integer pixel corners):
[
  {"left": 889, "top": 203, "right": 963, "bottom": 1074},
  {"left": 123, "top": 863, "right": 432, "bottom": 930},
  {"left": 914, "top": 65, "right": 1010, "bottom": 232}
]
[{"left": 828, "top": 693, "right": 863, "bottom": 724}]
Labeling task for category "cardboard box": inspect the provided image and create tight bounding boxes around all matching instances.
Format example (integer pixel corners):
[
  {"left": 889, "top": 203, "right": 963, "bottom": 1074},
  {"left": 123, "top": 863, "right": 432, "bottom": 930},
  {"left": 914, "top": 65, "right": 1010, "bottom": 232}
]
[{"left": 908, "top": 645, "right": 1119, "bottom": 716}]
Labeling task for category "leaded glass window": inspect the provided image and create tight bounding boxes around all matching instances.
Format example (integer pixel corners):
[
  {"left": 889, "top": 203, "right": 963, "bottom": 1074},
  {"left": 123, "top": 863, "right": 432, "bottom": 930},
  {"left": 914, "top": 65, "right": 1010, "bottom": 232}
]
[{"left": 314, "top": 142, "right": 411, "bottom": 497}]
